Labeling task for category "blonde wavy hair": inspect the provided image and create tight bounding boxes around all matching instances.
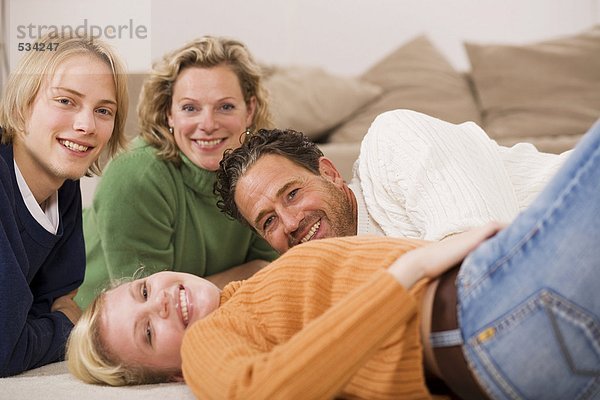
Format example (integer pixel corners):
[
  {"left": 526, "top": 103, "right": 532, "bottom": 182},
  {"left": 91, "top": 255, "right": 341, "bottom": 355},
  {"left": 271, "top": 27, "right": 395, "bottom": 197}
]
[
  {"left": 66, "top": 288, "right": 180, "bottom": 386},
  {"left": 0, "top": 34, "right": 129, "bottom": 176},
  {"left": 138, "top": 36, "right": 273, "bottom": 166}
]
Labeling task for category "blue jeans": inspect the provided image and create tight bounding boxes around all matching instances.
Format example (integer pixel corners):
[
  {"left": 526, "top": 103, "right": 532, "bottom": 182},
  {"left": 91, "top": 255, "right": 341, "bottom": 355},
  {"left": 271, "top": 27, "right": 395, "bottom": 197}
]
[{"left": 457, "top": 120, "right": 600, "bottom": 399}]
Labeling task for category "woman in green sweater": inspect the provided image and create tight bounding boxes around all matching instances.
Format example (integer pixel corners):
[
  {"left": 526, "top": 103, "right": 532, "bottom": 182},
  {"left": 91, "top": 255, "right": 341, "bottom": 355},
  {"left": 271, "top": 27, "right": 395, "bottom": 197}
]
[{"left": 75, "top": 36, "right": 278, "bottom": 309}]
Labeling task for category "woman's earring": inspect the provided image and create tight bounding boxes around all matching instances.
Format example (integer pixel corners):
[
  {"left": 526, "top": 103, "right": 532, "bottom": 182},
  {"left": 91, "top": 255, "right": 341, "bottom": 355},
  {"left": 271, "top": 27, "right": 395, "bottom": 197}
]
[
  {"left": 239, "top": 127, "right": 252, "bottom": 144},
  {"left": 169, "top": 126, "right": 174, "bottom": 134}
]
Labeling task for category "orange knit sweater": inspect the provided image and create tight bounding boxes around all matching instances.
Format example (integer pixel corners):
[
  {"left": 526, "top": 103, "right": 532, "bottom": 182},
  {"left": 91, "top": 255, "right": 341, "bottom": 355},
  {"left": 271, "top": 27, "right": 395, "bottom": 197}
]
[{"left": 181, "top": 236, "right": 432, "bottom": 399}]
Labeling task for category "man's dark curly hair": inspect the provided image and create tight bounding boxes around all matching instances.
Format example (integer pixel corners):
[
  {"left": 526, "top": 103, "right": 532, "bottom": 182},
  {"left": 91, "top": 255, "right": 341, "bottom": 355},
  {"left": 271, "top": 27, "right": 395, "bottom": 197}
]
[{"left": 215, "top": 128, "right": 324, "bottom": 225}]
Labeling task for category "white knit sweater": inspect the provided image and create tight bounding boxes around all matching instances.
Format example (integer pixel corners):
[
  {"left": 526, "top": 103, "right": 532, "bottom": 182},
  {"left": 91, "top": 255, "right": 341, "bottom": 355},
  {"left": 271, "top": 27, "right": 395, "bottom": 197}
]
[{"left": 352, "top": 109, "right": 571, "bottom": 240}]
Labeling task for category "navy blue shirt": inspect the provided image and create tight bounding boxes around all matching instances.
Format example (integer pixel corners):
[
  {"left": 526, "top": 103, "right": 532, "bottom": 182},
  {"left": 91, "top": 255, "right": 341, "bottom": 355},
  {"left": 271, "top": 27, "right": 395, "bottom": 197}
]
[{"left": 0, "top": 141, "right": 85, "bottom": 376}]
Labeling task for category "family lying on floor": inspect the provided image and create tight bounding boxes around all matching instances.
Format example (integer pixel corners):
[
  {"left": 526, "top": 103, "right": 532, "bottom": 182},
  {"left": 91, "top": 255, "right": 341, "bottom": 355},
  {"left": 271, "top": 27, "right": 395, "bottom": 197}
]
[{"left": 1, "top": 33, "right": 598, "bottom": 400}]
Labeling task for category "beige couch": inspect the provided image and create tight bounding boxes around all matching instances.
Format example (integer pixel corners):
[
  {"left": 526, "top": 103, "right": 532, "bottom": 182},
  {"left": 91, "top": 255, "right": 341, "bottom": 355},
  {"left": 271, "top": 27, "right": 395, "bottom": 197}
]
[
  {"left": 80, "top": 26, "right": 600, "bottom": 206},
  {"left": 122, "top": 27, "right": 600, "bottom": 183}
]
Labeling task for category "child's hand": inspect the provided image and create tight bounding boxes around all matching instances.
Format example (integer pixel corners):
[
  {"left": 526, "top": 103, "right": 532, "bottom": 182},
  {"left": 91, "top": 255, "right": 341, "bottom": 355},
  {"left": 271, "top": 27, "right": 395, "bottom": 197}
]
[{"left": 51, "top": 289, "right": 82, "bottom": 324}]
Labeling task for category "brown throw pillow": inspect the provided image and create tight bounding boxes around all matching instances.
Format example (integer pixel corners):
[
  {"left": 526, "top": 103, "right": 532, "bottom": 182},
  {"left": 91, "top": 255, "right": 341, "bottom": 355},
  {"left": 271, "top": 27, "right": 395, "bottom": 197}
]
[
  {"left": 466, "top": 25, "right": 600, "bottom": 153},
  {"left": 264, "top": 66, "right": 382, "bottom": 141},
  {"left": 328, "top": 35, "right": 481, "bottom": 143}
]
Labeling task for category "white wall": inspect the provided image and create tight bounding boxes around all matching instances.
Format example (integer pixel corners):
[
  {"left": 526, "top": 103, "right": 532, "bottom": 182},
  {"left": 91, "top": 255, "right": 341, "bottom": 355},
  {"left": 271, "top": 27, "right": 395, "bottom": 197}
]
[
  {"left": 5, "top": 0, "right": 598, "bottom": 74},
  {"left": 149, "top": 0, "right": 599, "bottom": 74},
  {"left": 6, "top": 0, "right": 152, "bottom": 71},
  {"left": 5, "top": 0, "right": 599, "bottom": 206}
]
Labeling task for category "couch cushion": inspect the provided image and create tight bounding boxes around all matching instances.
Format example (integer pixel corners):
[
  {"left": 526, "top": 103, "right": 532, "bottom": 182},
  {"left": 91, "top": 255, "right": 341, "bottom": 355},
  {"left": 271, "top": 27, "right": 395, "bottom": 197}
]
[
  {"left": 466, "top": 25, "right": 600, "bottom": 153},
  {"left": 328, "top": 35, "right": 481, "bottom": 143},
  {"left": 124, "top": 73, "right": 149, "bottom": 140},
  {"left": 264, "top": 66, "right": 383, "bottom": 141}
]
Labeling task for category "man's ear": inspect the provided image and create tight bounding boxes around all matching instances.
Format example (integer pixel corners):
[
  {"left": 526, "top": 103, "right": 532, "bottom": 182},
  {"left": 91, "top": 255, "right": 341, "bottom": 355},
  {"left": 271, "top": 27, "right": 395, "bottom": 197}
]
[{"left": 318, "top": 157, "right": 344, "bottom": 185}]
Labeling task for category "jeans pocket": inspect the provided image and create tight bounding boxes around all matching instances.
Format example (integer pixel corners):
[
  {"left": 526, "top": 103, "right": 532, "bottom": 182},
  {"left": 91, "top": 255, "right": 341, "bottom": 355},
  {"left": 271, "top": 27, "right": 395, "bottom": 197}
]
[{"left": 467, "top": 289, "right": 600, "bottom": 400}]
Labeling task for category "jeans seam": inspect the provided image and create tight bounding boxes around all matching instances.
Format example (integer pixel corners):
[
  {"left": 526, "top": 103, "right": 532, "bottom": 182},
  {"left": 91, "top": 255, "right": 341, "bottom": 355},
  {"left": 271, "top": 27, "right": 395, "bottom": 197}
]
[
  {"left": 470, "top": 339, "right": 523, "bottom": 399},
  {"left": 466, "top": 290, "right": 600, "bottom": 399},
  {"left": 466, "top": 294, "right": 546, "bottom": 400},
  {"left": 579, "top": 379, "right": 600, "bottom": 400},
  {"left": 542, "top": 291, "right": 600, "bottom": 376}
]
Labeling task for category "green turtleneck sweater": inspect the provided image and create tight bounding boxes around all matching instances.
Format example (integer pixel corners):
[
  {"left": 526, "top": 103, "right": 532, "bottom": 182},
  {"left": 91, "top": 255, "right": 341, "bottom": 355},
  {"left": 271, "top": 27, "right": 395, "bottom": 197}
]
[{"left": 75, "top": 138, "right": 278, "bottom": 309}]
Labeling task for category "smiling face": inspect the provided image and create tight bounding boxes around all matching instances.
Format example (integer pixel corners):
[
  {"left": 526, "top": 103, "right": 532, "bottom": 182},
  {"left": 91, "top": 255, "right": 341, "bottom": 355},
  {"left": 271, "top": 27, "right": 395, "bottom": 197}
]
[
  {"left": 167, "top": 64, "right": 256, "bottom": 171},
  {"left": 13, "top": 54, "right": 116, "bottom": 202},
  {"left": 101, "top": 271, "right": 221, "bottom": 374},
  {"left": 235, "top": 154, "right": 358, "bottom": 253}
]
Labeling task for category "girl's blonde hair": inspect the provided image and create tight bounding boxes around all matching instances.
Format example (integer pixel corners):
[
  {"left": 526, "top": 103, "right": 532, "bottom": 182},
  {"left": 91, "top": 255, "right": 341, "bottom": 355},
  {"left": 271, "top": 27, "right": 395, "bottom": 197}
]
[
  {"left": 66, "top": 289, "right": 179, "bottom": 386},
  {"left": 138, "top": 35, "right": 272, "bottom": 165},
  {"left": 0, "top": 34, "right": 129, "bottom": 175}
]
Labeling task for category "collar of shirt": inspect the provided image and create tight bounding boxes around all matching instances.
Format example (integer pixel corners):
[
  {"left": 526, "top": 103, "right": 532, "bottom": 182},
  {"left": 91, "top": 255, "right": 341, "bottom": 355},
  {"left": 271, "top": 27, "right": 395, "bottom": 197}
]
[
  {"left": 14, "top": 160, "right": 59, "bottom": 234},
  {"left": 348, "top": 170, "right": 384, "bottom": 237}
]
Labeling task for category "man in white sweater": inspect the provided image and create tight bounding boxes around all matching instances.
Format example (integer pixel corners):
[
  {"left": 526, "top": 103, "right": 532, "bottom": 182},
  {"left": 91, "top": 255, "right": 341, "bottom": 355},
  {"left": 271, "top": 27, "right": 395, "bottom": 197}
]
[{"left": 216, "top": 109, "right": 570, "bottom": 254}]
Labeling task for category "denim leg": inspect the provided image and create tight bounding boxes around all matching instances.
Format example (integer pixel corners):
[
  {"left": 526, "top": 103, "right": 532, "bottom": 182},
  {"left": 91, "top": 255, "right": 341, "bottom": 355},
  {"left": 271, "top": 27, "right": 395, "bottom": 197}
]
[{"left": 456, "top": 120, "right": 600, "bottom": 400}]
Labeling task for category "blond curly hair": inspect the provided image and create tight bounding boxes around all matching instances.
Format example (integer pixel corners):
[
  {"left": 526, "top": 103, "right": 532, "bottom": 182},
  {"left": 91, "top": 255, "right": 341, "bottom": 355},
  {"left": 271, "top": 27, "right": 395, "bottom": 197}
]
[{"left": 137, "top": 36, "right": 272, "bottom": 165}]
